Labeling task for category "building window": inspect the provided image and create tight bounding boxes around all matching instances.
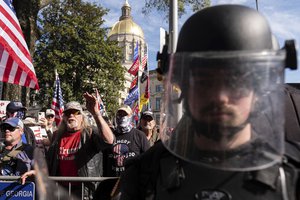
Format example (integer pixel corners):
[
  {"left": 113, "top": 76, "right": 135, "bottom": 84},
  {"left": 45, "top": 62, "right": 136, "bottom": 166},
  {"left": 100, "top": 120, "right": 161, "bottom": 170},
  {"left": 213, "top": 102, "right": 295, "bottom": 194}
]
[
  {"left": 155, "top": 85, "right": 163, "bottom": 92},
  {"left": 155, "top": 97, "right": 161, "bottom": 111}
]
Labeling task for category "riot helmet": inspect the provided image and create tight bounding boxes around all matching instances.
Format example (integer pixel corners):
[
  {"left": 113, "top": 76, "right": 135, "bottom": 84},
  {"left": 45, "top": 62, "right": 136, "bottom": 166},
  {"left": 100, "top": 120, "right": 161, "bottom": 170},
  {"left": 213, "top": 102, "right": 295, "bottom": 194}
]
[{"left": 160, "top": 5, "right": 297, "bottom": 171}]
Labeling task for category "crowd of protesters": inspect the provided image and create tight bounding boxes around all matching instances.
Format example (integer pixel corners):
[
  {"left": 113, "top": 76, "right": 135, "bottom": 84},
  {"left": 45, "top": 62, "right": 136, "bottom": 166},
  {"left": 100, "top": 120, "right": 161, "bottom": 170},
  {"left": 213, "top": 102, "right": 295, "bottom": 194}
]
[{"left": 0, "top": 91, "right": 159, "bottom": 199}]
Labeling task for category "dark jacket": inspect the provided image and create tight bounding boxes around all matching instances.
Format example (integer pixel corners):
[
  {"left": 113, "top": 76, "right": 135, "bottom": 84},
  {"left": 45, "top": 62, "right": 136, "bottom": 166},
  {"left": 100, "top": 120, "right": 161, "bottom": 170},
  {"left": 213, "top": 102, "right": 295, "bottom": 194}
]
[
  {"left": 23, "top": 124, "right": 36, "bottom": 148},
  {"left": 120, "top": 141, "right": 300, "bottom": 200},
  {"left": 0, "top": 140, "right": 34, "bottom": 176},
  {"left": 46, "top": 127, "right": 112, "bottom": 196}
]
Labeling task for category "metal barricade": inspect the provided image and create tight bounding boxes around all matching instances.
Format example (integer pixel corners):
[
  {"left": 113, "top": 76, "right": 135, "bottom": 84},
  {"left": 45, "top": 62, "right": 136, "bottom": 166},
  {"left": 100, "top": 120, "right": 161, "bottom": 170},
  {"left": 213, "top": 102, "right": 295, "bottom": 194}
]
[{"left": 0, "top": 176, "right": 118, "bottom": 200}]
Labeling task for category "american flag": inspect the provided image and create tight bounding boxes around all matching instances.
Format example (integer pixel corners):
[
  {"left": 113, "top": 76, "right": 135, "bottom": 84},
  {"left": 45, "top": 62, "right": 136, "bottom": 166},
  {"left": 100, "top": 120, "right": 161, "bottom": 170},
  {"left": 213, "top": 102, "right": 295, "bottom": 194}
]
[
  {"left": 140, "top": 51, "right": 148, "bottom": 83},
  {"left": 0, "top": 0, "right": 39, "bottom": 89},
  {"left": 51, "top": 72, "right": 64, "bottom": 125},
  {"left": 141, "top": 53, "right": 147, "bottom": 71},
  {"left": 128, "top": 42, "right": 139, "bottom": 76},
  {"left": 94, "top": 88, "right": 107, "bottom": 116}
]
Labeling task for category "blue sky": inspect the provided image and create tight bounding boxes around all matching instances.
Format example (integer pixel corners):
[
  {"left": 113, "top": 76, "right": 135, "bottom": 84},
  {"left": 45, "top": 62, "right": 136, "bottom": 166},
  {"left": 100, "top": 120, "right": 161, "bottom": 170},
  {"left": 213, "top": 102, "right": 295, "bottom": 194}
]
[{"left": 97, "top": 0, "right": 300, "bottom": 83}]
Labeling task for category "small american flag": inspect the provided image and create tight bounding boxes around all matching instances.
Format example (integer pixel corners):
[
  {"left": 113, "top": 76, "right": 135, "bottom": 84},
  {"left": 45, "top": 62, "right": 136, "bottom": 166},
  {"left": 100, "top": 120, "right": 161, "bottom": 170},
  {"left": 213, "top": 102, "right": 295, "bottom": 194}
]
[
  {"left": 0, "top": 0, "right": 39, "bottom": 89},
  {"left": 51, "top": 72, "right": 64, "bottom": 125},
  {"left": 140, "top": 52, "right": 148, "bottom": 83},
  {"left": 141, "top": 53, "right": 147, "bottom": 71},
  {"left": 94, "top": 88, "right": 107, "bottom": 116}
]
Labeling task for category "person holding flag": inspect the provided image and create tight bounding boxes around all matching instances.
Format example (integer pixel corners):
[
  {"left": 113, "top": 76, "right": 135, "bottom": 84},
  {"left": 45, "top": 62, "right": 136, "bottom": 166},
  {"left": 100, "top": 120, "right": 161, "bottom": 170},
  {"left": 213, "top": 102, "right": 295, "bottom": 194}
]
[{"left": 51, "top": 71, "right": 64, "bottom": 126}]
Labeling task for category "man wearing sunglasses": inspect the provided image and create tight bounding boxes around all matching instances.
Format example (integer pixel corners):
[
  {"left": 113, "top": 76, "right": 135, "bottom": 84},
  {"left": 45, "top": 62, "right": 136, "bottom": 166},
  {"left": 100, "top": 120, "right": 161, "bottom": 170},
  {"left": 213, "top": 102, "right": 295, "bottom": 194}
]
[
  {"left": 5, "top": 101, "right": 36, "bottom": 148},
  {"left": 0, "top": 117, "right": 34, "bottom": 176},
  {"left": 46, "top": 92, "right": 114, "bottom": 199}
]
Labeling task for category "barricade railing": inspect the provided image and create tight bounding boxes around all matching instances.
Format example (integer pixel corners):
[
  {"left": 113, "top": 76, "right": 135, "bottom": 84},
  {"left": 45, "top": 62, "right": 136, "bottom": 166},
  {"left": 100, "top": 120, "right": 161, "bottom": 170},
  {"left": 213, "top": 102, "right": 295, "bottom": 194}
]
[{"left": 0, "top": 176, "right": 119, "bottom": 200}]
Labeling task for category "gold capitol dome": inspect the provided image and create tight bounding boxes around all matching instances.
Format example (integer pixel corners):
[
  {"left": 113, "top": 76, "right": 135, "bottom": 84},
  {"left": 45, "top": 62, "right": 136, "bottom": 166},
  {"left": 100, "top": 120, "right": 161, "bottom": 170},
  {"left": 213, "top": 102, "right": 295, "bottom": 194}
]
[{"left": 107, "top": 0, "right": 144, "bottom": 39}]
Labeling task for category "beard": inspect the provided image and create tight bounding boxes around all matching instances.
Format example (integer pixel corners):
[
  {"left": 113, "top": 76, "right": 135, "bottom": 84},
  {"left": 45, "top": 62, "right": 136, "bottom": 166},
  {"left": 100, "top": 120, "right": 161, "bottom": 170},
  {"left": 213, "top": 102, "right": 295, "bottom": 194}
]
[
  {"left": 192, "top": 119, "right": 248, "bottom": 142},
  {"left": 192, "top": 104, "right": 249, "bottom": 142},
  {"left": 66, "top": 120, "right": 80, "bottom": 131},
  {"left": 5, "top": 134, "right": 16, "bottom": 144}
]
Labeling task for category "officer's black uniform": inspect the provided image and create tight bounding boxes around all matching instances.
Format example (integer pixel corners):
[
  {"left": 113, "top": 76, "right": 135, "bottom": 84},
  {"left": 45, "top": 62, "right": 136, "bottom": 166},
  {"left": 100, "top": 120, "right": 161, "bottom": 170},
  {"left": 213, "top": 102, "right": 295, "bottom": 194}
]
[
  {"left": 121, "top": 140, "right": 300, "bottom": 200},
  {"left": 120, "top": 4, "right": 300, "bottom": 200}
]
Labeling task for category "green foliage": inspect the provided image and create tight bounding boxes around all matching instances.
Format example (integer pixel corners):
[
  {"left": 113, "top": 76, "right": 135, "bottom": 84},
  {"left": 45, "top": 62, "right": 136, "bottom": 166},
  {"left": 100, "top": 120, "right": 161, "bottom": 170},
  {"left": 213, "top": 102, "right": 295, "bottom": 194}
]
[
  {"left": 34, "top": 0, "right": 124, "bottom": 115},
  {"left": 142, "top": 0, "right": 210, "bottom": 18}
]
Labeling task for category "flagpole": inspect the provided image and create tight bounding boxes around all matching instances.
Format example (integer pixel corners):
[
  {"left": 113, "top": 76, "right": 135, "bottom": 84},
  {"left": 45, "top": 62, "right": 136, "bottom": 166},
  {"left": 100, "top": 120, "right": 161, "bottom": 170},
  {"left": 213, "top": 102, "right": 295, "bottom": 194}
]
[
  {"left": 146, "top": 44, "right": 150, "bottom": 110},
  {"left": 54, "top": 69, "right": 58, "bottom": 78},
  {"left": 137, "top": 41, "right": 141, "bottom": 114}
]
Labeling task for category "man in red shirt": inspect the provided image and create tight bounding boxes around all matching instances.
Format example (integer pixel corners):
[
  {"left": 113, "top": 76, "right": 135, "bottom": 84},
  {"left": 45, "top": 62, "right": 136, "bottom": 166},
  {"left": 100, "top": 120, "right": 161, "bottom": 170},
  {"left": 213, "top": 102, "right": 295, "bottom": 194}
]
[{"left": 46, "top": 92, "right": 114, "bottom": 199}]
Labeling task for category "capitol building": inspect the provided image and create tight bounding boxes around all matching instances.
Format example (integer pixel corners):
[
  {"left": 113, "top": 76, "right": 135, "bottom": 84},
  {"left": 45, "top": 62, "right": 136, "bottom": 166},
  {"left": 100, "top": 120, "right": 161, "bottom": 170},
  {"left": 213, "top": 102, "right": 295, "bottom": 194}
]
[
  {"left": 107, "top": 0, "right": 163, "bottom": 125},
  {"left": 107, "top": 0, "right": 147, "bottom": 102}
]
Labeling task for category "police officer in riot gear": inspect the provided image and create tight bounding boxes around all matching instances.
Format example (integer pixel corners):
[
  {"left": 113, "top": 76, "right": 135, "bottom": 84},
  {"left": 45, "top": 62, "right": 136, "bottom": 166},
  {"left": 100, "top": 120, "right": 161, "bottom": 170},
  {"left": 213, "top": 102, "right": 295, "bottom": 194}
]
[{"left": 120, "top": 4, "right": 299, "bottom": 200}]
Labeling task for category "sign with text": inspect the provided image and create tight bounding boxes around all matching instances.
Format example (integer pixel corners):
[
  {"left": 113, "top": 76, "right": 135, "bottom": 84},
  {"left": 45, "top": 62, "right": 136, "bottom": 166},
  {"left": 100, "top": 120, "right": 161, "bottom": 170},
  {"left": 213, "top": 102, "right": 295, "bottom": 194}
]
[
  {"left": 0, "top": 181, "right": 35, "bottom": 199},
  {"left": 0, "top": 100, "right": 10, "bottom": 118}
]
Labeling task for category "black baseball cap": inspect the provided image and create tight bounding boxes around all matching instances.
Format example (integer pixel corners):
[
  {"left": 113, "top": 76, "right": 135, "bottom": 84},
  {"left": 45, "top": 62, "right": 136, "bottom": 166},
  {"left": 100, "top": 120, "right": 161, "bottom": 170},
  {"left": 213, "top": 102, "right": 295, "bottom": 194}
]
[
  {"left": 6, "top": 101, "right": 27, "bottom": 113},
  {"left": 141, "top": 111, "right": 154, "bottom": 120}
]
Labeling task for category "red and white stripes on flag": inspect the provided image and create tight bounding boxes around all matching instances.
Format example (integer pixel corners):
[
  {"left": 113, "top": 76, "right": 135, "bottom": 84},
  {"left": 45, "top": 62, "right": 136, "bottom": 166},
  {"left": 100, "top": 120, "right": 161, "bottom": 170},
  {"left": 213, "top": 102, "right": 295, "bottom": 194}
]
[
  {"left": 140, "top": 53, "right": 148, "bottom": 83},
  {"left": 141, "top": 53, "right": 147, "bottom": 71},
  {"left": 51, "top": 73, "right": 64, "bottom": 126},
  {"left": 0, "top": 0, "right": 39, "bottom": 89}
]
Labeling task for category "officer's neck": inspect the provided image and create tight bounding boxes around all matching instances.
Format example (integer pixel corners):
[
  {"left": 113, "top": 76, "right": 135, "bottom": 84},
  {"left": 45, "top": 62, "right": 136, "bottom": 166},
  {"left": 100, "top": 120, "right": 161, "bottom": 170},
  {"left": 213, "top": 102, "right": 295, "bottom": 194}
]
[{"left": 194, "top": 124, "right": 252, "bottom": 151}]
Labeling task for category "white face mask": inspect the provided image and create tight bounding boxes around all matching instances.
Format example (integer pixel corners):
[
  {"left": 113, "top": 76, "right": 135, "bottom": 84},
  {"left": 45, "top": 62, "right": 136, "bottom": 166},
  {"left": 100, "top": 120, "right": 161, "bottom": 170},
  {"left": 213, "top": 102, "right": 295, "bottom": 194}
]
[
  {"left": 116, "top": 116, "right": 132, "bottom": 133},
  {"left": 116, "top": 116, "right": 131, "bottom": 128}
]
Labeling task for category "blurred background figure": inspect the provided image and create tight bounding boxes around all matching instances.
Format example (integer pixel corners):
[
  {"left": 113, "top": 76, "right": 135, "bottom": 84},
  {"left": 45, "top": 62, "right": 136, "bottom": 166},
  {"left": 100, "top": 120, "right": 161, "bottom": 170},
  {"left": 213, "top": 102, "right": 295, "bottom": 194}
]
[
  {"left": 138, "top": 111, "right": 160, "bottom": 146},
  {"left": 40, "top": 109, "right": 57, "bottom": 145},
  {"left": 0, "top": 117, "right": 34, "bottom": 176},
  {"left": 5, "top": 101, "right": 36, "bottom": 148}
]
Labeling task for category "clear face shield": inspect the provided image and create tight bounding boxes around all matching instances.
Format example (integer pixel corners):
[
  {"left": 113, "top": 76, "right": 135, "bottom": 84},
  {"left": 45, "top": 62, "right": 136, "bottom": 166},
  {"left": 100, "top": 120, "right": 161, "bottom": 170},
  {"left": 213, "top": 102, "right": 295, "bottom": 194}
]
[{"left": 160, "top": 50, "right": 286, "bottom": 171}]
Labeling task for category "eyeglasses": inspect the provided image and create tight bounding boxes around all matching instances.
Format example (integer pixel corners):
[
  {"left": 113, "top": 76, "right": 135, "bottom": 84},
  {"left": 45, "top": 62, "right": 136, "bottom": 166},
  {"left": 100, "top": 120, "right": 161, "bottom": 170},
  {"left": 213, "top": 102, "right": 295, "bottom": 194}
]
[
  {"left": 64, "top": 110, "right": 81, "bottom": 117},
  {"left": 1, "top": 125, "right": 19, "bottom": 132},
  {"left": 46, "top": 115, "right": 55, "bottom": 118}
]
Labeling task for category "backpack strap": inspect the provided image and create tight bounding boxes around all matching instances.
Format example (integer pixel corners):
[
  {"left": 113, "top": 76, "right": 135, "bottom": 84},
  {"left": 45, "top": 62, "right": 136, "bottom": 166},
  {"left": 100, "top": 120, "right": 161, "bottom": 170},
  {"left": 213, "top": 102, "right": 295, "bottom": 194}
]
[{"left": 1, "top": 144, "right": 24, "bottom": 162}]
